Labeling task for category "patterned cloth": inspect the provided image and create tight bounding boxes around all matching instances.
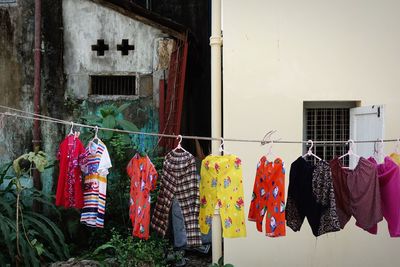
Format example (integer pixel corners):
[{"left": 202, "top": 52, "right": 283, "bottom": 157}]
[
  {"left": 312, "top": 160, "right": 341, "bottom": 236},
  {"left": 127, "top": 154, "right": 158, "bottom": 239},
  {"left": 55, "top": 135, "right": 86, "bottom": 209},
  {"left": 151, "top": 150, "right": 202, "bottom": 247},
  {"left": 248, "top": 157, "right": 286, "bottom": 237},
  {"left": 286, "top": 157, "right": 340, "bottom": 237},
  {"left": 330, "top": 157, "right": 382, "bottom": 231},
  {"left": 199, "top": 155, "right": 247, "bottom": 238},
  {"left": 80, "top": 140, "right": 112, "bottom": 228}
]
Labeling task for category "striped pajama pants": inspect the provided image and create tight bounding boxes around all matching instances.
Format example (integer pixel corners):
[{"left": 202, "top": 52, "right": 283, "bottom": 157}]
[{"left": 151, "top": 150, "right": 202, "bottom": 247}]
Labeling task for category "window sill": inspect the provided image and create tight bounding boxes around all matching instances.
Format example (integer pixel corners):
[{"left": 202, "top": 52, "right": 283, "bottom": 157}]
[{"left": 88, "top": 95, "right": 140, "bottom": 103}]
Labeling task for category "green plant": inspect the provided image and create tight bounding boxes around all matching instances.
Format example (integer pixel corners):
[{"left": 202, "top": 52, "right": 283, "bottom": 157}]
[
  {"left": 209, "top": 257, "right": 234, "bottom": 267},
  {"left": 81, "top": 103, "right": 139, "bottom": 141},
  {"left": 0, "top": 152, "right": 69, "bottom": 266},
  {"left": 90, "top": 230, "right": 170, "bottom": 267}
]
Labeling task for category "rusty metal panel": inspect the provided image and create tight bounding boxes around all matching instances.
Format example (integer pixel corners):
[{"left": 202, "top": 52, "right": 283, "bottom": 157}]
[{"left": 160, "top": 38, "right": 189, "bottom": 151}]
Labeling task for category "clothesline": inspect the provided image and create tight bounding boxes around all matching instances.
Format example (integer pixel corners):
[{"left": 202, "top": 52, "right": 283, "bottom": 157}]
[{"left": 0, "top": 104, "right": 399, "bottom": 145}]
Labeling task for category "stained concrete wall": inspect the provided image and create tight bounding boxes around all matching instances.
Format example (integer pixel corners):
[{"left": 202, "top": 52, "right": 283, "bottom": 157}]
[
  {"left": 0, "top": 1, "right": 36, "bottom": 163},
  {"left": 63, "top": 0, "right": 169, "bottom": 103},
  {"left": 0, "top": 0, "right": 65, "bottom": 194},
  {"left": 1, "top": 0, "right": 172, "bottom": 194}
]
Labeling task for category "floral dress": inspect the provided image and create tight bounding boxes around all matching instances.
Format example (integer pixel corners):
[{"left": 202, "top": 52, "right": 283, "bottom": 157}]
[
  {"left": 127, "top": 154, "right": 158, "bottom": 239},
  {"left": 199, "top": 155, "right": 247, "bottom": 238}
]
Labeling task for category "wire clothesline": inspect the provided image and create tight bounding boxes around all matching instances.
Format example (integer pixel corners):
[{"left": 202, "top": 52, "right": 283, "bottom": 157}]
[{"left": 0, "top": 104, "right": 399, "bottom": 145}]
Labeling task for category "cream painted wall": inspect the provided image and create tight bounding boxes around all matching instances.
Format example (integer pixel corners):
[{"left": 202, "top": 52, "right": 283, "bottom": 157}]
[{"left": 222, "top": 1, "right": 400, "bottom": 266}]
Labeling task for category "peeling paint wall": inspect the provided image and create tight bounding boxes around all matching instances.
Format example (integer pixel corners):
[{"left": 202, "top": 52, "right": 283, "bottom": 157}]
[
  {"left": 0, "top": 1, "right": 36, "bottom": 163},
  {"left": 1, "top": 0, "right": 172, "bottom": 196},
  {"left": 0, "top": 0, "right": 65, "bottom": 195},
  {"left": 63, "top": 0, "right": 170, "bottom": 104}
]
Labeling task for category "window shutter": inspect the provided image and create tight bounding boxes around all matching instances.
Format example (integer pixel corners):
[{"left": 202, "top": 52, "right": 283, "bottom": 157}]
[{"left": 350, "top": 105, "right": 384, "bottom": 168}]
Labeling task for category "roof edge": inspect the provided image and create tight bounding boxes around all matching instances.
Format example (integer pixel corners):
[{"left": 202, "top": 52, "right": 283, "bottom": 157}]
[{"left": 90, "top": 0, "right": 188, "bottom": 40}]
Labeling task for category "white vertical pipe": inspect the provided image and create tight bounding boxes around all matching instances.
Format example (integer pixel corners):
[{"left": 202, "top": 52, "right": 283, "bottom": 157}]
[{"left": 210, "top": 0, "right": 223, "bottom": 264}]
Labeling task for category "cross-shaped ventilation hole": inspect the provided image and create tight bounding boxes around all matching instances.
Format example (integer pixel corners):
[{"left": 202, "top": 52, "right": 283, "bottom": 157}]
[
  {"left": 91, "top": 39, "right": 109, "bottom": 56},
  {"left": 117, "top": 39, "right": 135, "bottom": 56}
]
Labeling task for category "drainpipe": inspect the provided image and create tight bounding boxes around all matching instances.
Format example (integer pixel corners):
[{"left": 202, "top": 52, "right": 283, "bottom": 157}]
[
  {"left": 33, "top": 0, "right": 42, "bottom": 195},
  {"left": 210, "top": 0, "right": 223, "bottom": 264}
]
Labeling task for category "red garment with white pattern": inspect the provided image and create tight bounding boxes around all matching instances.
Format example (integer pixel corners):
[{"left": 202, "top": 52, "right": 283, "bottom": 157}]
[
  {"left": 55, "top": 135, "right": 85, "bottom": 209},
  {"left": 127, "top": 154, "right": 158, "bottom": 239}
]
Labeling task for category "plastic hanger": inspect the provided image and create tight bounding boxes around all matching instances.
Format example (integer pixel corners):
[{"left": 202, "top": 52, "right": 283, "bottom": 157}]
[
  {"left": 373, "top": 139, "right": 384, "bottom": 162},
  {"left": 218, "top": 138, "right": 231, "bottom": 155},
  {"left": 173, "top": 135, "right": 188, "bottom": 153},
  {"left": 302, "top": 140, "right": 322, "bottom": 161},
  {"left": 339, "top": 139, "right": 360, "bottom": 160},
  {"left": 90, "top": 126, "right": 99, "bottom": 144},
  {"left": 395, "top": 138, "right": 400, "bottom": 154},
  {"left": 69, "top": 122, "right": 74, "bottom": 135},
  {"left": 68, "top": 121, "right": 80, "bottom": 139},
  {"left": 265, "top": 140, "right": 277, "bottom": 159},
  {"left": 261, "top": 130, "right": 278, "bottom": 160}
]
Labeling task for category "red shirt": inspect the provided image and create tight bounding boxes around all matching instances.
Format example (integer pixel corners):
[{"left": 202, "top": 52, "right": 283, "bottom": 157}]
[
  {"left": 127, "top": 154, "right": 158, "bottom": 239},
  {"left": 55, "top": 135, "right": 85, "bottom": 209}
]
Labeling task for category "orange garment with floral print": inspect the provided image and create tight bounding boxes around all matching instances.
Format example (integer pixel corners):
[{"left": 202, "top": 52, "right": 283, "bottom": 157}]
[
  {"left": 127, "top": 154, "right": 158, "bottom": 239},
  {"left": 248, "top": 157, "right": 286, "bottom": 237}
]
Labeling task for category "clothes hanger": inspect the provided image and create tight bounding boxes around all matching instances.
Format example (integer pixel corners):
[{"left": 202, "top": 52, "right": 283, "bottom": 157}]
[
  {"left": 68, "top": 121, "right": 80, "bottom": 139},
  {"left": 373, "top": 138, "right": 384, "bottom": 162},
  {"left": 68, "top": 122, "right": 74, "bottom": 136},
  {"left": 395, "top": 138, "right": 400, "bottom": 154},
  {"left": 261, "top": 130, "right": 278, "bottom": 160},
  {"left": 173, "top": 135, "right": 188, "bottom": 153},
  {"left": 302, "top": 140, "right": 322, "bottom": 161},
  {"left": 89, "top": 126, "right": 99, "bottom": 145},
  {"left": 338, "top": 139, "right": 360, "bottom": 160},
  {"left": 218, "top": 138, "right": 230, "bottom": 155}
]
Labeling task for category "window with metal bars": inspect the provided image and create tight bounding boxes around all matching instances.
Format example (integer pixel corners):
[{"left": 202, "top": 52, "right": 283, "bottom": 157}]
[
  {"left": 90, "top": 75, "right": 136, "bottom": 96},
  {"left": 303, "top": 102, "right": 356, "bottom": 165}
]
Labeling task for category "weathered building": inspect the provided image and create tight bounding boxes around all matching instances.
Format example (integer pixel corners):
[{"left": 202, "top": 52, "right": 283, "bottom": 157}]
[{"left": 0, "top": 0, "right": 188, "bottom": 193}]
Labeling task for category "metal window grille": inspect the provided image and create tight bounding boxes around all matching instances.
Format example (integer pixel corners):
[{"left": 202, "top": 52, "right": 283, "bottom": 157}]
[
  {"left": 90, "top": 75, "right": 136, "bottom": 95},
  {"left": 0, "top": 0, "right": 16, "bottom": 4},
  {"left": 305, "top": 107, "right": 350, "bottom": 165}
]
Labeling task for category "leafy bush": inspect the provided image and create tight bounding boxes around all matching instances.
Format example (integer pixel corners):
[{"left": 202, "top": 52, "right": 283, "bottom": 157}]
[
  {"left": 209, "top": 257, "right": 234, "bottom": 267},
  {"left": 81, "top": 103, "right": 139, "bottom": 142},
  {"left": 0, "top": 152, "right": 69, "bottom": 266},
  {"left": 90, "top": 230, "right": 170, "bottom": 267}
]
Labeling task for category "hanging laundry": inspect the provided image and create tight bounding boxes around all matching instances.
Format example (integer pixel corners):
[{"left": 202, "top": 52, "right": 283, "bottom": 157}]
[
  {"left": 199, "top": 155, "right": 246, "bottom": 238},
  {"left": 311, "top": 160, "right": 341, "bottom": 235},
  {"left": 127, "top": 153, "right": 158, "bottom": 239},
  {"left": 362, "top": 157, "right": 400, "bottom": 237},
  {"left": 330, "top": 157, "right": 383, "bottom": 231},
  {"left": 55, "top": 135, "right": 86, "bottom": 209},
  {"left": 80, "top": 140, "right": 112, "bottom": 228},
  {"left": 286, "top": 157, "right": 340, "bottom": 237},
  {"left": 390, "top": 153, "right": 400, "bottom": 165},
  {"left": 248, "top": 157, "right": 286, "bottom": 237},
  {"left": 151, "top": 150, "right": 202, "bottom": 247}
]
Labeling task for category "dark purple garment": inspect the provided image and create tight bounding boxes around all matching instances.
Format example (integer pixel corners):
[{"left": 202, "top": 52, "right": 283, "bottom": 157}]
[
  {"left": 330, "top": 158, "right": 352, "bottom": 228},
  {"left": 330, "top": 157, "right": 383, "bottom": 231}
]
